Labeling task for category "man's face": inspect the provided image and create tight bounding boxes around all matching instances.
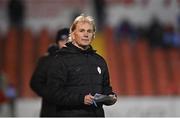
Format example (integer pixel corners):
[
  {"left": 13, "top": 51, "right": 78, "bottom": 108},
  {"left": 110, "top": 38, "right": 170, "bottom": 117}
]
[
  {"left": 72, "top": 22, "right": 94, "bottom": 48},
  {"left": 58, "top": 40, "right": 67, "bottom": 49}
]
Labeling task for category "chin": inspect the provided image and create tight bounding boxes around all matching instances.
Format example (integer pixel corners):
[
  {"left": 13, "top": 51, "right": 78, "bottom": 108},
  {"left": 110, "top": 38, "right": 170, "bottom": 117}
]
[{"left": 81, "top": 42, "right": 90, "bottom": 46}]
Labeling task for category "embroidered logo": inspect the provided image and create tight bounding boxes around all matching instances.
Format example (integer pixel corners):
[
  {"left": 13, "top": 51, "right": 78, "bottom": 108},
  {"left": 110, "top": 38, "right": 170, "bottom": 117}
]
[{"left": 97, "top": 66, "right": 101, "bottom": 74}]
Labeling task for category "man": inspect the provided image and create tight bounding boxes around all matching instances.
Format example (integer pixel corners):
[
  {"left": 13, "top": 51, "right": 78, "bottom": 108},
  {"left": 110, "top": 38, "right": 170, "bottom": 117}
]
[
  {"left": 30, "top": 28, "right": 69, "bottom": 117},
  {"left": 45, "top": 14, "right": 117, "bottom": 117},
  {"left": 55, "top": 28, "right": 69, "bottom": 48}
]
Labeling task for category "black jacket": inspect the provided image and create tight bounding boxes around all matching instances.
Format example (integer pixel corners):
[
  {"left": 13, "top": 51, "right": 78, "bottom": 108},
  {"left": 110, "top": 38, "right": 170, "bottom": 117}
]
[
  {"left": 30, "top": 44, "right": 59, "bottom": 117},
  {"left": 44, "top": 42, "right": 114, "bottom": 117}
]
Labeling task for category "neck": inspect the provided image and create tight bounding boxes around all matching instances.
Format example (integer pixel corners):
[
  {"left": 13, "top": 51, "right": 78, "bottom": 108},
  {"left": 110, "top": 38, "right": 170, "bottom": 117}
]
[{"left": 72, "top": 42, "right": 89, "bottom": 50}]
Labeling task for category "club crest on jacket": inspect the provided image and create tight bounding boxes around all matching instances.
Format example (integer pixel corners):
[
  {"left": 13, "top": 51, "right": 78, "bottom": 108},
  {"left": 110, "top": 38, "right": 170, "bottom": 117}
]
[{"left": 97, "top": 66, "right": 101, "bottom": 74}]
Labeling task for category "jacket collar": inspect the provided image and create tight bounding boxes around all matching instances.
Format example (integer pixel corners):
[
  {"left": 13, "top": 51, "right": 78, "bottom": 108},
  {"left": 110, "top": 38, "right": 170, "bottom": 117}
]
[{"left": 60, "top": 42, "right": 96, "bottom": 54}]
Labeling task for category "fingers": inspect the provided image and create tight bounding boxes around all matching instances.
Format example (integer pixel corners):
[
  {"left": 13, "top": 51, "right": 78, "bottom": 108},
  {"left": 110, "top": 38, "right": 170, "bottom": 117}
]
[
  {"left": 109, "top": 94, "right": 117, "bottom": 104},
  {"left": 84, "top": 94, "right": 94, "bottom": 105},
  {"left": 109, "top": 94, "right": 117, "bottom": 99}
]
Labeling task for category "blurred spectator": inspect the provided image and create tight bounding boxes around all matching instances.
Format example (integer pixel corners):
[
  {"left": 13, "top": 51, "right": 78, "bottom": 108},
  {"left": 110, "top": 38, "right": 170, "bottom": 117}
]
[
  {"left": 173, "top": 30, "right": 180, "bottom": 48},
  {"left": 55, "top": 28, "right": 69, "bottom": 48},
  {"left": 162, "top": 23, "right": 175, "bottom": 48},
  {"left": 115, "top": 19, "right": 137, "bottom": 42},
  {"left": 0, "top": 69, "right": 17, "bottom": 116},
  {"left": 147, "top": 16, "right": 164, "bottom": 48},
  {"left": 5, "top": 83, "right": 17, "bottom": 117},
  {"left": 163, "top": 23, "right": 180, "bottom": 48},
  {"left": 7, "top": 0, "right": 25, "bottom": 29},
  {"left": 93, "top": 0, "right": 106, "bottom": 31},
  {"left": 30, "top": 28, "right": 69, "bottom": 117},
  {"left": 136, "top": 25, "right": 148, "bottom": 40}
]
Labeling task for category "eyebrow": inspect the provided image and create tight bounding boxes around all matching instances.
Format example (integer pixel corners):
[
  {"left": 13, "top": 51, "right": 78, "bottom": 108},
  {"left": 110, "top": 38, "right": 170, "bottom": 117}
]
[{"left": 78, "top": 28, "right": 93, "bottom": 31}]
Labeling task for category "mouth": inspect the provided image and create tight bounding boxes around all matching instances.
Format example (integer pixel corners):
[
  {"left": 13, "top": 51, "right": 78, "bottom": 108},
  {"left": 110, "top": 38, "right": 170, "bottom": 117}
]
[{"left": 82, "top": 39, "right": 89, "bottom": 41}]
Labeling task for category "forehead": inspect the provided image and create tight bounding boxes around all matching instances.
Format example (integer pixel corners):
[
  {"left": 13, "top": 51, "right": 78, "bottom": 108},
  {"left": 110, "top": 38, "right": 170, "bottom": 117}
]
[{"left": 76, "top": 21, "right": 93, "bottom": 29}]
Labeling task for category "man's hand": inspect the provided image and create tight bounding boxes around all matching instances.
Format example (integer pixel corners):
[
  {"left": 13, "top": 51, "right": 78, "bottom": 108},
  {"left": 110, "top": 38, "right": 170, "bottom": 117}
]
[{"left": 84, "top": 94, "right": 94, "bottom": 105}]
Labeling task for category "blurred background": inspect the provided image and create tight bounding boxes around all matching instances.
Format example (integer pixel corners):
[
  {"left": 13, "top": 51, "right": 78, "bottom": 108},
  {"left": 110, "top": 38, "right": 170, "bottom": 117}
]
[{"left": 0, "top": 0, "right": 180, "bottom": 117}]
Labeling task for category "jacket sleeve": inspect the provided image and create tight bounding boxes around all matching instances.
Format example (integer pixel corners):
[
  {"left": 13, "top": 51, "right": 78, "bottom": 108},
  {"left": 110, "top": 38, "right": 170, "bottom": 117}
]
[
  {"left": 102, "top": 62, "right": 115, "bottom": 95},
  {"left": 44, "top": 56, "right": 85, "bottom": 106},
  {"left": 30, "top": 57, "right": 49, "bottom": 97}
]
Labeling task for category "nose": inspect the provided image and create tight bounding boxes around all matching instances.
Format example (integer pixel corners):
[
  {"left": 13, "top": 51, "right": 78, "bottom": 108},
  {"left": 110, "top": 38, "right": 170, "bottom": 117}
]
[
  {"left": 84, "top": 35, "right": 88, "bottom": 38},
  {"left": 83, "top": 32, "right": 88, "bottom": 37}
]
